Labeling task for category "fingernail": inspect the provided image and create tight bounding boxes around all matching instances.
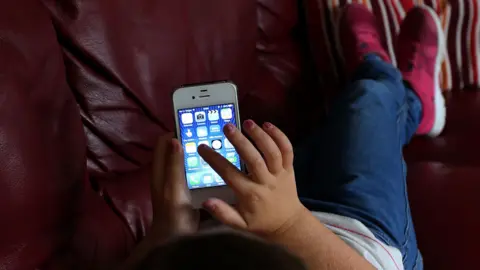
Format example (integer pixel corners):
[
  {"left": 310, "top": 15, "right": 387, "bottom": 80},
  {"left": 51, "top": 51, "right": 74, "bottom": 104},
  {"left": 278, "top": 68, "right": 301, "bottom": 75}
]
[
  {"left": 203, "top": 200, "right": 216, "bottom": 211},
  {"left": 171, "top": 139, "right": 180, "bottom": 152},
  {"left": 224, "top": 123, "right": 235, "bottom": 134},
  {"left": 263, "top": 122, "right": 273, "bottom": 129},
  {"left": 198, "top": 144, "right": 208, "bottom": 150},
  {"left": 243, "top": 119, "right": 255, "bottom": 130}
]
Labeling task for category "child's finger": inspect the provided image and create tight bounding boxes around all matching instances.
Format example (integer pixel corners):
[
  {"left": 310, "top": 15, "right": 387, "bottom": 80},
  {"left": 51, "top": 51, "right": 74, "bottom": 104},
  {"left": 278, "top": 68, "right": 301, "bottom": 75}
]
[
  {"left": 164, "top": 138, "right": 191, "bottom": 204},
  {"left": 203, "top": 198, "right": 247, "bottom": 230},
  {"left": 223, "top": 123, "right": 270, "bottom": 181},
  {"left": 242, "top": 120, "right": 283, "bottom": 174},
  {"left": 262, "top": 122, "right": 294, "bottom": 169},
  {"left": 198, "top": 145, "right": 258, "bottom": 196},
  {"left": 152, "top": 133, "right": 174, "bottom": 195}
]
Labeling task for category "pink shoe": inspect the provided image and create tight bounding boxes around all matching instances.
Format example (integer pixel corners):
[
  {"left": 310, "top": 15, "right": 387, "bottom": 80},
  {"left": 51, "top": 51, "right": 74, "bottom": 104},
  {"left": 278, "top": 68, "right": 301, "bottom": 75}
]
[
  {"left": 338, "top": 4, "right": 391, "bottom": 77},
  {"left": 396, "top": 6, "right": 446, "bottom": 137}
]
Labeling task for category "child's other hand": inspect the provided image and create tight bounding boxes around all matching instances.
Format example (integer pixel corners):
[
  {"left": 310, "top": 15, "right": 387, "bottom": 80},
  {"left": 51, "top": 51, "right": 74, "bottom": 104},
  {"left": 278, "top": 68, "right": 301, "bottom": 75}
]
[
  {"left": 199, "top": 120, "right": 306, "bottom": 237},
  {"left": 150, "top": 133, "right": 199, "bottom": 242}
]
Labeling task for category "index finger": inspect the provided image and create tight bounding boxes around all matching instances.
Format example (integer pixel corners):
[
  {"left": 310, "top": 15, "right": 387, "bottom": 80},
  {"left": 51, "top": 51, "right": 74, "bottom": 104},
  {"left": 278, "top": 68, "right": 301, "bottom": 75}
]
[{"left": 198, "top": 144, "right": 258, "bottom": 195}]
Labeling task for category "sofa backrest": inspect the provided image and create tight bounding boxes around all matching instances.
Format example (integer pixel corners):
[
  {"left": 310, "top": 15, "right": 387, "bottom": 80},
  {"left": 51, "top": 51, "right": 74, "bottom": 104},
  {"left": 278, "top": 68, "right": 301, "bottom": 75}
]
[{"left": 304, "top": 0, "right": 480, "bottom": 94}]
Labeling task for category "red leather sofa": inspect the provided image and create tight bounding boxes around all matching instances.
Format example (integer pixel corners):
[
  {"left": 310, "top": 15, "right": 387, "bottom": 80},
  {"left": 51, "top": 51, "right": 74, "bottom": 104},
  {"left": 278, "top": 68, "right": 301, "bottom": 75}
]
[{"left": 0, "top": 0, "right": 477, "bottom": 269}]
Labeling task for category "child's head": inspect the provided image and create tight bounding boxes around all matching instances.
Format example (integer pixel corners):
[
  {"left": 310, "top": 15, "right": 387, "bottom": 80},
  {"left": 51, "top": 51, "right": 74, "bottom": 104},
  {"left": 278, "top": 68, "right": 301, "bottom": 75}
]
[{"left": 137, "top": 232, "right": 306, "bottom": 270}]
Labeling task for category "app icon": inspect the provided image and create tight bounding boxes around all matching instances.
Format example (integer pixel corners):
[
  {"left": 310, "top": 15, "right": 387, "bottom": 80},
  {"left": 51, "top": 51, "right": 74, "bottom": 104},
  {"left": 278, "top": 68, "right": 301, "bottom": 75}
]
[
  {"left": 198, "top": 140, "right": 209, "bottom": 147},
  {"left": 209, "top": 125, "right": 221, "bottom": 133},
  {"left": 224, "top": 138, "right": 234, "bottom": 148},
  {"left": 208, "top": 110, "right": 219, "bottom": 121},
  {"left": 185, "top": 129, "right": 193, "bottom": 138},
  {"left": 203, "top": 174, "right": 213, "bottom": 184},
  {"left": 227, "top": 155, "right": 237, "bottom": 163},
  {"left": 213, "top": 172, "right": 224, "bottom": 183},
  {"left": 185, "top": 142, "right": 197, "bottom": 153},
  {"left": 189, "top": 174, "right": 200, "bottom": 185},
  {"left": 221, "top": 108, "right": 233, "bottom": 119},
  {"left": 195, "top": 111, "right": 206, "bottom": 122},
  {"left": 211, "top": 139, "right": 222, "bottom": 150},
  {"left": 196, "top": 126, "right": 208, "bottom": 137},
  {"left": 187, "top": 157, "right": 198, "bottom": 168},
  {"left": 181, "top": 113, "right": 193, "bottom": 124}
]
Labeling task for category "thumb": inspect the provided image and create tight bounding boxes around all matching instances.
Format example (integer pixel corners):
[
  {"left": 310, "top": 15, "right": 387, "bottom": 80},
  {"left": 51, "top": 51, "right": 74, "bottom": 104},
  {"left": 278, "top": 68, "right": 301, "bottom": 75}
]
[
  {"left": 203, "top": 198, "right": 247, "bottom": 229},
  {"left": 151, "top": 133, "right": 175, "bottom": 207},
  {"left": 164, "top": 138, "right": 190, "bottom": 204}
]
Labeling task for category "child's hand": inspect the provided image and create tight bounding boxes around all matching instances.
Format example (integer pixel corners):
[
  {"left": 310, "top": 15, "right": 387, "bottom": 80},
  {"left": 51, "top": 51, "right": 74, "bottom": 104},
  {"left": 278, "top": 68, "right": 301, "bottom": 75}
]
[
  {"left": 199, "top": 120, "right": 306, "bottom": 237},
  {"left": 120, "top": 134, "right": 199, "bottom": 270},
  {"left": 150, "top": 133, "right": 199, "bottom": 241}
]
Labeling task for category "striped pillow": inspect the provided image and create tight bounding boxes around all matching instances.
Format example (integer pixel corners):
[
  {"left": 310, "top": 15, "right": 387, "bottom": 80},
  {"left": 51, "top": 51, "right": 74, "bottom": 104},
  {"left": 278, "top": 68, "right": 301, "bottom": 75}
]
[{"left": 307, "top": 0, "right": 480, "bottom": 91}]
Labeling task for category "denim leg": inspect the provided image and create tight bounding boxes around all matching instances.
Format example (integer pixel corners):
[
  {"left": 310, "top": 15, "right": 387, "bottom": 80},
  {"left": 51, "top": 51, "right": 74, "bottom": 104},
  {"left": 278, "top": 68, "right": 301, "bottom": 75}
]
[{"left": 294, "top": 55, "right": 423, "bottom": 270}]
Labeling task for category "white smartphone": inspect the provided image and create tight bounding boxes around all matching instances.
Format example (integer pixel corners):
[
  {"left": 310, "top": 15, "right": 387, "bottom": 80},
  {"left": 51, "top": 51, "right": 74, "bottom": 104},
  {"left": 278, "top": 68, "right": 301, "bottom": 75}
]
[{"left": 173, "top": 81, "right": 242, "bottom": 208}]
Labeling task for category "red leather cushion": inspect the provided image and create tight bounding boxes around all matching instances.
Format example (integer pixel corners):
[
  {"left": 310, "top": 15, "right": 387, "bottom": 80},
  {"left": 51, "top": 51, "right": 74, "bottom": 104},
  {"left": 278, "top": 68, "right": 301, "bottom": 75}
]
[
  {"left": 408, "top": 162, "right": 480, "bottom": 270},
  {"left": 44, "top": 189, "right": 137, "bottom": 269},
  {"left": 0, "top": 1, "right": 85, "bottom": 269},
  {"left": 405, "top": 92, "right": 480, "bottom": 166},
  {"left": 41, "top": 0, "right": 305, "bottom": 266},
  {"left": 406, "top": 92, "right": 480, "bottom": 269}
]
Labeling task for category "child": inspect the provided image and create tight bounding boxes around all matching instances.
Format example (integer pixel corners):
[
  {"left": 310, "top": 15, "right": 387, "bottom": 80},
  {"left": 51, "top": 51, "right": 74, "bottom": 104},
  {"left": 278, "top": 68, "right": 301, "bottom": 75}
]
[{"left": 123, "top": 5, "right": 445, "bottom": 270}]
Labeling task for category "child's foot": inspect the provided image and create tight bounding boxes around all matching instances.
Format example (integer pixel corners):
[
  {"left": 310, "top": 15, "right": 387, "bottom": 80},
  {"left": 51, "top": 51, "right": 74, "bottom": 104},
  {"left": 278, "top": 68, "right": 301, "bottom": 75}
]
[
  {"left": 338, "top": 4, "right": 391, "bottom": 77},
  {"left": 396, "top": 6, "right": 446, "bottom": 137}
]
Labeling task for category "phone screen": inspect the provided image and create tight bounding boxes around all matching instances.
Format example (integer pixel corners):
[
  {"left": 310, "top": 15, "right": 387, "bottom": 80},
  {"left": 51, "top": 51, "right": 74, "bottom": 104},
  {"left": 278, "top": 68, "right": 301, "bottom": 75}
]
[{"left": 177, "top": 103, "right": 241, "bottom": 189}]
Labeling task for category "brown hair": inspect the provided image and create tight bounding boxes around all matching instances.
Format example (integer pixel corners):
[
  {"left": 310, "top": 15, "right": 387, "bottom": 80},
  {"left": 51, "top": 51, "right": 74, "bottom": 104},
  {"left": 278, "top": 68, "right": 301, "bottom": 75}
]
[{"left": 137, "top": 232, "right": 306, "bottom": 270}]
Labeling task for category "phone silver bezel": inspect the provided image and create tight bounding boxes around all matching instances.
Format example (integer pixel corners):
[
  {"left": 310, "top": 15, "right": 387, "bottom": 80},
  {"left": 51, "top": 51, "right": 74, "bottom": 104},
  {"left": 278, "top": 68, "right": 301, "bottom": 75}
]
[{"left": 172, "top": 81, "right": 241, "bottom": 208}]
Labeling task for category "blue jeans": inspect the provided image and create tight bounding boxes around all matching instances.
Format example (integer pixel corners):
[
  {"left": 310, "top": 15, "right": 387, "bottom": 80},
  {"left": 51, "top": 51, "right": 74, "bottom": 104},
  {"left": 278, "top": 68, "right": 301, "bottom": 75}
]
[{"left": 294, "top": 55, "right": 423, "bottom": 270}]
